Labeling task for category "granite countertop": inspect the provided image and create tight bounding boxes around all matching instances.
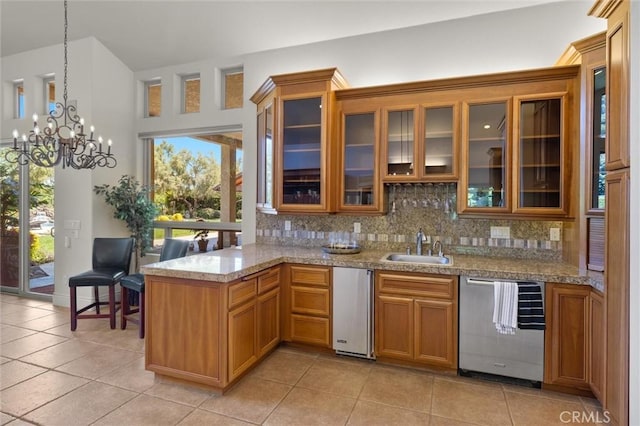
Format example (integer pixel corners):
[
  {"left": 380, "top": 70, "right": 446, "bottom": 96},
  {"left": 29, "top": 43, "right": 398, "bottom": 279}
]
[{"left": 141, "top": 243, "right": 605, "bottom": 291}]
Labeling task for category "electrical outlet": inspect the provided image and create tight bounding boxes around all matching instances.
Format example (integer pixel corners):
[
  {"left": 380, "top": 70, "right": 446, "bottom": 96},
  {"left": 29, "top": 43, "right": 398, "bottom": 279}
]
[
  {"left": 490, "top": 226, "right": 510, "bottom": 239},
  {"left": 284, "top": 220, "right": 291, "bottom": 231},
  {"left": 550, "top": 228, "right": 561, "bottom": 241},
  {"left": 353, "top": 222, "right": 361, "bottom": 233}
]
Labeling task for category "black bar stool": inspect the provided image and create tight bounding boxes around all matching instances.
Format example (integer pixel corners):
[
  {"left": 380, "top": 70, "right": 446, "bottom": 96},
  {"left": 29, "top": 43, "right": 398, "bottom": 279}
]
[{"left": 69, "top": 237, "right": 133, "bottom": 330}]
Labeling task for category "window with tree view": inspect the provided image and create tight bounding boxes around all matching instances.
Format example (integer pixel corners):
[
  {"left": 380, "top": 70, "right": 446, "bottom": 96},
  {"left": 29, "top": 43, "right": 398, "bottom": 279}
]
[{"left": 152, "top": 134, "right": 242, "bottom": 250}]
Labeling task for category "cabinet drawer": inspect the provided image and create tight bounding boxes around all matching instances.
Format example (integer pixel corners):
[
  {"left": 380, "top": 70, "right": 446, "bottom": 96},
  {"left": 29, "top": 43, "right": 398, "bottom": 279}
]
[
  {"left": 290, "top": 265, "right": 330, "bottom": 287},
  {"left": 291, "top": 286, "right": 330, "bottom": 316},
  {"left": 228, "top": 279, "right": 257, "bottom": 310},
  {"left": 258, "top": 267, "right": 280, "bottom": 294},
  {"left": 290, "top": 314, "right": 330, "bottom": 346},
  {"left": 377, "top": 271, "right": 456, "bottom": 299}
]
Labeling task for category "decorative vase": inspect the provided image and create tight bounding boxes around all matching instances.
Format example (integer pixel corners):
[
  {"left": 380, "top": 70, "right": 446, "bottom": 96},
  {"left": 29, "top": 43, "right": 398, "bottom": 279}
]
[{"left": 197, "top": 239, "right": 208, "bottom": 252}]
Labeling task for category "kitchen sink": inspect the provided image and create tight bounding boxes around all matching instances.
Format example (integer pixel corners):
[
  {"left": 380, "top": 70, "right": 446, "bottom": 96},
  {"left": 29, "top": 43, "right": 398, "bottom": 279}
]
[{"left": 382, "top": 253, "right": 453, "bottom": 265}]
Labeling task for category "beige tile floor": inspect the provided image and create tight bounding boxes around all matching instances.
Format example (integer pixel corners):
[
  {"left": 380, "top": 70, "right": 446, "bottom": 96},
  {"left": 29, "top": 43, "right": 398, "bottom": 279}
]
[{"left": 0, "top": 293, "right": 607, "bottom": 425}]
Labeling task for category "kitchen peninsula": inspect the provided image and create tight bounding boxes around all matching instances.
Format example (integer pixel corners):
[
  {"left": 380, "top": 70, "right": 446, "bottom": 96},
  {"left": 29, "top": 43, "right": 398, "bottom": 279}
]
[{"left": 141, "top": 244, "right": 603, "bottom": 393}]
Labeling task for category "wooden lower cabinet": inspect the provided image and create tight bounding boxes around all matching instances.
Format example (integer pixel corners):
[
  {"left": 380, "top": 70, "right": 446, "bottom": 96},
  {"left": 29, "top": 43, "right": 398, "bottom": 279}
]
[
  {"left": 257, "top": 287, "right": 280, "bottom": 357},
  {"left": 376, "top": 295, "right": 413, "bottom": 360},
  {"left": 145, "top": 275, "right": 225, "bottom": 388},
  {"left": 228, "top": 297, "right": 258, "bottom": 381},
  {"left": 589, "top": 289, "right": 605, "bottom": 402},
  {"left": 375, "top": 271, "right": 457, "bottom": 369},
  {"left": 285, "top": 264, "right": 332, "bottom": 348},
  {"left": 544, "top": 283, "right": 590, "bottom": 390},
  {"left": 415, "top": 298, "right": 456, "bottom": 366},
  {"left": 145, "top": 266, "right": 281, "bottom": 392}
]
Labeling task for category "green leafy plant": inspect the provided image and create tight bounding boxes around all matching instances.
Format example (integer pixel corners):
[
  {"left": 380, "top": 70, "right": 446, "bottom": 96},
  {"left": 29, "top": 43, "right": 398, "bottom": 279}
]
[
  {"left": 193, "top": 218, "right": 209, "bottom": 252},
  {"left": 94, "top": 175, "right": 157, "bottom": 272}
]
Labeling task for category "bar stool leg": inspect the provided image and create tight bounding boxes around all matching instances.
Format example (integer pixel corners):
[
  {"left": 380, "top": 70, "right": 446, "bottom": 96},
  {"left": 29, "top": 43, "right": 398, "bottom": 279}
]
[
  {"left": 109, "top": 285, "right": 116, "bottom": 329},
  {"left": 70, "top": 287, "right": 77, "bottom": 331},
  {"left": 139, "top": 291, "right": 145, "bottom": 338},
  {"left": 94, "top": 286, "right": 101, "bottom": 314},
  {"left": 121, "top": 286, "right": 128, "bottom": 330}
]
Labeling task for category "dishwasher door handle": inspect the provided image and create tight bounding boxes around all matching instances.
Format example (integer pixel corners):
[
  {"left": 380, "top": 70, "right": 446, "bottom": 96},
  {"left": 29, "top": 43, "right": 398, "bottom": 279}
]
[{"left": 465, "top": 278, "right": 496, "bottom": 286}]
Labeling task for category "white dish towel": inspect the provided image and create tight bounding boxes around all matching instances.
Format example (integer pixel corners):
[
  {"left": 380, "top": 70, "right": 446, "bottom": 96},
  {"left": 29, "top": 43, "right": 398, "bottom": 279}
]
[{"left": 493, "top": 281, "right": 518, "bottom": 335}]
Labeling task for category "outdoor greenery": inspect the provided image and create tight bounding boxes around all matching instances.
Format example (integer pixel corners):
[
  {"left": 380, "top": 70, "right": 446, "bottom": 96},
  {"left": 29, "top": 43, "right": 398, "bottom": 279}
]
[
  {"left": 154, "top": 140, "right": 242, "bottom": 220},
  {"left": 94, "top": 175, "right": 157, "bottom": 272}
]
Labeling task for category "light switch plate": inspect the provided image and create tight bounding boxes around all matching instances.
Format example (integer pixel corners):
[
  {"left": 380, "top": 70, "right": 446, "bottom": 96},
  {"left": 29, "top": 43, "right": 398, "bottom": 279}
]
[
  {"left": 284, "top": 220, "right": 291, "bottom": 231},
  {"left": 353, "top": 222, "right": 361, "bottom": 233},
  {"left": 490, "top": 226, "right": 510, "bottom": 239},
  {"left": 550, "top": 228, "right": 561, "bottom": 241}
]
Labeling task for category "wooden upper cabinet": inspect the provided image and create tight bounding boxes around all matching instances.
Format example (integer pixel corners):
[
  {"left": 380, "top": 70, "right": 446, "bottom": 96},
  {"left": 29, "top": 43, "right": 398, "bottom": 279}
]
[
  {"left": 382, "top": 106, "right": 419, "bottom": 180},
  {"left": 381, "top": 103, "right": 458, "bottom": 182},
  {"left": 513, "top": 94, "right": 568, "bottom": 215},
  {"left": 460, "top": 99, "right": 511, "bottom": 213},
  {"left": 336, "top": 102, "right": 383, "bottom": 213},
  {"left": 253, "top": 65, "right": 578, "bottom": 217},
  {"left": 590, "top": 0, "right": 629, "bottom": 171},
  {"left": 421, "top": 103, "right": 458, "bottom": 181},
  {"left": 251, "top": 68, "right": 349, "bottom": 214}
]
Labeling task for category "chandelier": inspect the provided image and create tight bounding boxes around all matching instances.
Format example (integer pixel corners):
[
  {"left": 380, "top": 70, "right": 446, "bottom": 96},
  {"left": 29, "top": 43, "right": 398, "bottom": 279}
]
[{"left": 5, "top": 0, "right": 117, "bottom": 169}]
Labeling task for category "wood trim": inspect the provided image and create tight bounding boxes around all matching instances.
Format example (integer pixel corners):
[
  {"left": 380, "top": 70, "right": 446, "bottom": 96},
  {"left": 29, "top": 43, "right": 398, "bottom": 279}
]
[
  {"left": 336, "top": 66, "right": 579, "bottom": 100},
  {"left": 588, "top": 0, "right": 624, "bottom": 18}
]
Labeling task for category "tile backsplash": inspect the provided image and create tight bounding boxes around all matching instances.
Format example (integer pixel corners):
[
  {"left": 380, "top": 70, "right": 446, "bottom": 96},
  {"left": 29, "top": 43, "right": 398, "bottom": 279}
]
[{"left": 256, "top": 187, "right": 564, "bottom": 261}]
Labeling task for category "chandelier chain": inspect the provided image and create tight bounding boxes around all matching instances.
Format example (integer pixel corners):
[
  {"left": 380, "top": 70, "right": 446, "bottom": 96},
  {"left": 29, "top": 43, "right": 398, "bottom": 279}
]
[{"left": 63, "top": 0, "right": 68, "bottom": 104}]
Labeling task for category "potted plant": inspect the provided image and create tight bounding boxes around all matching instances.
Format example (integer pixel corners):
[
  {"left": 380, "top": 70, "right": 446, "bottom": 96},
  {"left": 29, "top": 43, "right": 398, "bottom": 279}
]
[
  {"left": 94, "top": 175, "right": 157, "bottom": 273},
  {"left": 193, "top": 219, "right": 209, "bottom": 252}
]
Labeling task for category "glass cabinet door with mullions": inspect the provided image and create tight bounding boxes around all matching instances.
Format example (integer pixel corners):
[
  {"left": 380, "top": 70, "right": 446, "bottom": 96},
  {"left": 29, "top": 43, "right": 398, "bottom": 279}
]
[
  {"left": 280, "top": 96, "right": 323, "bottom": 206},
  {"left": 340, "top": 111, "right": 379, "bottom": 211},
  {"left": 463, "top": 101, "right": 509, "bottom": 211},
  {"left": 384, "top": 108, "right": 417, "bottom": 180},
  {"left": 515, "top": 96, "right": 564, "bottom": 212}
]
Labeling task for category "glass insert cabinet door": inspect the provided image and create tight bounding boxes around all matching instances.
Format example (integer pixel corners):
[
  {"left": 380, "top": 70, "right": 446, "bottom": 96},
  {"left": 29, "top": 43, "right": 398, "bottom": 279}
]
[
  {"left": 517, "top": 97, "right": 562, "bottom": 209},
  {"left": 591, "top": 68, "right": 606, "bottom": 211},
  {"left": 281, "top": 96, "right": 323, "bottom": 205},
  {"left": 384, "top": 108, "right": 416, "bottom": 178},
  {"left": 463, "top": 101, "right": 508, "bottom": 210},
  {"left": 256, "top": 104, "right": 274, "bottom": 210},
  {"left": 423, "top": 105, "right": 455, "bottom": 177},
  {"left": 342, "top": 112, "right": 376, "bottom": 207}
]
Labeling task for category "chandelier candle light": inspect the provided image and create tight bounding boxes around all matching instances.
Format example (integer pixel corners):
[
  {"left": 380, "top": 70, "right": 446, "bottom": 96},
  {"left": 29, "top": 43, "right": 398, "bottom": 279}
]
[{"left": 5, "top": 0, "right": 117, "bottom": 169}]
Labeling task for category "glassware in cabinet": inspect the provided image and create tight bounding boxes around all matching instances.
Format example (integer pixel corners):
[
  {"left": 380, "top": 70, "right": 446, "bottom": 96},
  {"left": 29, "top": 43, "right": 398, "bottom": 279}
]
[{"left": 281, "top": 96, "right": 323, "bottom": 206}]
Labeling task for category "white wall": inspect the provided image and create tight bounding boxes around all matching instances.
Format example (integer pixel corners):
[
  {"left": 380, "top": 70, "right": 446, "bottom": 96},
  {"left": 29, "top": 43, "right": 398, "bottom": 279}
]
[{"left": 0, "top": 37, "right": 135, "bottom": 307}]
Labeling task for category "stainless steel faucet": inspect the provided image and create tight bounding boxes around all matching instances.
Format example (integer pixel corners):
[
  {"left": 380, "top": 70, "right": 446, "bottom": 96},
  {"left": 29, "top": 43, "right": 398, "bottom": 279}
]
[
  {"left": 432, "top": 240, "right": 443, "bottom": 257},
  {"left": 416, "top": 228, "right": 425, "bottom": 255}
]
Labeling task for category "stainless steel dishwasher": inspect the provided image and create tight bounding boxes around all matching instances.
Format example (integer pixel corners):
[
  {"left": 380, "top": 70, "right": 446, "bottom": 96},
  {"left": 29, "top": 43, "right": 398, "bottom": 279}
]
[
  {"left": 459, "top": 276, "right": 545, "bottom": 386},
  {"left": 332, "top": 267, "right": 374, "bottom": 359}
]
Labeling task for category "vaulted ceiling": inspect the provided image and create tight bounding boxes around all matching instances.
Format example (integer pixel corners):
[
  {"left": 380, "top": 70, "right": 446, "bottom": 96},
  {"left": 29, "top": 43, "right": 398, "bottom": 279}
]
[{"left": 1, "top": 0, "right": 569, "bottom": 72}]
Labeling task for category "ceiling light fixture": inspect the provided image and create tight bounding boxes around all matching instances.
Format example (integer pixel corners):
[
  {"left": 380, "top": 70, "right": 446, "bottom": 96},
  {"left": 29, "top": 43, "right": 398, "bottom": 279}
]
[{"left": 5, "top": 0, "right": 116, "bottom": 169}]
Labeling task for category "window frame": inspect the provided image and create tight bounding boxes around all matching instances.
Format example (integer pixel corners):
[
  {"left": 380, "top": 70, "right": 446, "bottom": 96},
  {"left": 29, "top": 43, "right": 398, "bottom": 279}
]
[
  {"left": 144, "top": 79, "right": 162, "bottom": 118},
  {"left": 43, "top": 75, "right": 56, "bottom": 115},
  {"left": 221, "top": 66, "right": 243, "bottom": 110},
  {"left": 181, "top": 73, "right": 201, "bottom": 114},
  {"left": 14, "top": 80, "right": 25, "bottom": 119}
]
